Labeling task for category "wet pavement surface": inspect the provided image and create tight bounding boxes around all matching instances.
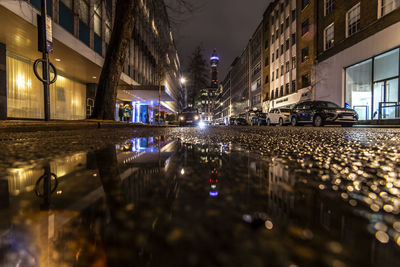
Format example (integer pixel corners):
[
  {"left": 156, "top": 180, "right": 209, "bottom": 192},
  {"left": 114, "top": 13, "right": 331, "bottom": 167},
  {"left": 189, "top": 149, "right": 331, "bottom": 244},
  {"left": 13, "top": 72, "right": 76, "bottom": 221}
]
[{"left": 0, "top": 126, "right": 400, "bottom": 266}]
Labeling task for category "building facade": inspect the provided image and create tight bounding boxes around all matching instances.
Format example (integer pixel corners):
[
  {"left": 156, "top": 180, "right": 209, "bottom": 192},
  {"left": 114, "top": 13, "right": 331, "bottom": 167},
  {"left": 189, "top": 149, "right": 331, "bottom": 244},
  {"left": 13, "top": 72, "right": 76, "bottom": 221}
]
[
  {"left": 316, "top": 0, "right": 400, "bottom": 121},
  {"left": 249, "top": 23, "right": 262, "bottom": 111},
  {"left": 0, "top": 0, "right": 182, "bottom": 122}
]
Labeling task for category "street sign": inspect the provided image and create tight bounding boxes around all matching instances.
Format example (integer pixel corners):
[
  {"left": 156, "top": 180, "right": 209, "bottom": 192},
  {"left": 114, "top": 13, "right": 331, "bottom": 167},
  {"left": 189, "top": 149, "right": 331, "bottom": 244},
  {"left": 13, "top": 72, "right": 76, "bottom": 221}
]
[{"left": 46, "top": 15, "right": 53, "bottom": 53}]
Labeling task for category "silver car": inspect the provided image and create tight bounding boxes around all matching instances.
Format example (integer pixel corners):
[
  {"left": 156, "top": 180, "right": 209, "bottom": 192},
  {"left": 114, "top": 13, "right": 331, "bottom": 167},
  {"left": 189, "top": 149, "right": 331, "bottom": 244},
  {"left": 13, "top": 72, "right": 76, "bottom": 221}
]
[{"left": 266, "top": 108, "right": 291, "bottom": 126}]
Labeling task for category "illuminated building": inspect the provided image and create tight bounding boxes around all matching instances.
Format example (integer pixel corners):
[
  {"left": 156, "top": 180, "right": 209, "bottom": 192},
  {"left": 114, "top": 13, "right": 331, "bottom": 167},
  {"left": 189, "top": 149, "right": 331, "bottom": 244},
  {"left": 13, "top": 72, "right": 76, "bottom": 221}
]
[
  {"left": 0, "top": 0, "right": 182, "bottom": 122},
  {"left": 210, "top": 48, "right": 219, "bottom": 89}
]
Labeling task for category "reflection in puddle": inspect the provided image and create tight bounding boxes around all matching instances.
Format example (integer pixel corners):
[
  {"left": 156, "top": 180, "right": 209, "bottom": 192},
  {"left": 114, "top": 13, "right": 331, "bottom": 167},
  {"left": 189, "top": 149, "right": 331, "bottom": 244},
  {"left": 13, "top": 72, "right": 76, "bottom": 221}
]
[{"left": 0, "top": 137, "right": 399, "bottom": 266}]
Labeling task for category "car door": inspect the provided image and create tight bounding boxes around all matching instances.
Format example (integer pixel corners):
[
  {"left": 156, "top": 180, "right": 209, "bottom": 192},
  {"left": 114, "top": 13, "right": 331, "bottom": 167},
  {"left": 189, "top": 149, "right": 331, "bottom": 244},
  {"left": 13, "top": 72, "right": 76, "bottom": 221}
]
[
  {"left": 270, "top": 109, "right": 278, "bottom": 124},
  {"left": 292, "top": 104, "right": 303, "bottom": 121},
  {"left": 302, "top": 102, "right": 313, "bottom": 122}
]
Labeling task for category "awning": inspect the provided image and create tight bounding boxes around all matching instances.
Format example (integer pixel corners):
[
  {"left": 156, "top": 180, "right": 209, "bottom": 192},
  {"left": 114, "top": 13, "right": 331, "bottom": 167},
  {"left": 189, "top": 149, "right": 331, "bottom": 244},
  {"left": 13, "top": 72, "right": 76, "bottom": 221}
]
[
  {"left": 117, "top": 85, "right": 175, "bottom": 103},
  {"left": 268, "top": 87, "right": 312, "bottom": 111}
]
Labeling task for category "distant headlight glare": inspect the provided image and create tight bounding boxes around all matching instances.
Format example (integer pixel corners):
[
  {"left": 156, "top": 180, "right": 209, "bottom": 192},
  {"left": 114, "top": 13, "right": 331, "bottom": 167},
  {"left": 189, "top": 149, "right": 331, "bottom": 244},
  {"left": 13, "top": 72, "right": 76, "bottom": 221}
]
[{"left": 194, "top": 115, "right": 199, "bottom": 120}]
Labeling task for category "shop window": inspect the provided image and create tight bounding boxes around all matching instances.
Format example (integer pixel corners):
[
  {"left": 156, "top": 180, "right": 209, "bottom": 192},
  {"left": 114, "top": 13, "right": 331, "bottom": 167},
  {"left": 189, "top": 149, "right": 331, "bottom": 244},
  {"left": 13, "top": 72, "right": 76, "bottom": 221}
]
[
  {"left": 324, "top": 23, "right": 334, "bottom": 50},
  {"left": 345, "top": 59, "right": 372, "bottom": 120},
  {"left": 347, "top": 3, "right": 360, "bottom": 37},
  {"left": 373, "top": 49, "right": 399, "bottom": 81}
]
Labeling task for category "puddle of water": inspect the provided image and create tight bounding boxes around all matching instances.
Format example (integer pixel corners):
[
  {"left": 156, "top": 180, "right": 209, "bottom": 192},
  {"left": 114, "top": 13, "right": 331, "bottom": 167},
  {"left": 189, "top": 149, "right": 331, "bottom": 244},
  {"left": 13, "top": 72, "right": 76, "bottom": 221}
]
[{"left": 0, "top": 137, "right": 399, "bottom": 267}]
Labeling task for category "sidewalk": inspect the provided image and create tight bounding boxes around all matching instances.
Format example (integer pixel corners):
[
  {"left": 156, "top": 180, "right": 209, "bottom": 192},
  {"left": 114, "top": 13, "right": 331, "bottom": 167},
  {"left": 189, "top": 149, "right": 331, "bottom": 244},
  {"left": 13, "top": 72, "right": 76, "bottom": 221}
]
[{"left": 0, "top": 120, "right": 173, "bottom": 132}]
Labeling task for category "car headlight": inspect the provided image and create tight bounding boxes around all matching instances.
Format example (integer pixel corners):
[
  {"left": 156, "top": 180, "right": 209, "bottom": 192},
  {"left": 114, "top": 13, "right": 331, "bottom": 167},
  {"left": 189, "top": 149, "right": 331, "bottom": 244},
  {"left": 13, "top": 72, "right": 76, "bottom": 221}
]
[{"left": 194, "top": 115, "right": 199, "bottom": 120}]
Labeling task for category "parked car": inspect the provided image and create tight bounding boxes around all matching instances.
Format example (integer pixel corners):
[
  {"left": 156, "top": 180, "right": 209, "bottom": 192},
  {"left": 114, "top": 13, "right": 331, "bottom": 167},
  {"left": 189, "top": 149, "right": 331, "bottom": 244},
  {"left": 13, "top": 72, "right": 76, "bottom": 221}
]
[
  {"left": 266, "top": 108, "right": 291, "bottom": 126},
  {"left": 250, "top": 113, "right": 267, "bottom": 126},
  {"left": 228, "top": 117, "right": 236, "bottom": 125},
  {"left": 179, "top": 108, "right": 200, "bottom": 126},
  {"left": 290, "top": 101, "right": 358, "bottom": 127},
  {"left": 234, "top": 118, "right": 248, "bottom": 126}
]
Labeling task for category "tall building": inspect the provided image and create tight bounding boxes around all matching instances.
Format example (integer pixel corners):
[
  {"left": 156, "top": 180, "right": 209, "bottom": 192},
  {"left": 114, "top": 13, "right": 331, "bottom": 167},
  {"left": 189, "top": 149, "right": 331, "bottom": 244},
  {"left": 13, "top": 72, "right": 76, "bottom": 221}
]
[
  {"left": 0, "top": 0, "right": 182, "bottom": 122},
  {"left": 249, "top": 23, "right": 263, "bottom": 111},
  {"left": 210, "top": 48, "right": 219, "bottom": 88}
]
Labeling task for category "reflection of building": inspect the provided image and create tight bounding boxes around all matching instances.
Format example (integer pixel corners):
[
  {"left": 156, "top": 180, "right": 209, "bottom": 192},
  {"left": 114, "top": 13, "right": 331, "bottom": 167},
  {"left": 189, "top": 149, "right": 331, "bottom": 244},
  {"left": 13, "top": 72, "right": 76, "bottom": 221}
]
[
  {"left": 249, "top": 23, "right": 263, "bottom": 111},
  {"left": 231, "top": 46, "right": 250, "bottom": 119},
  {"left": 0, "top": 0, "right": 182, "bottom": 122}
]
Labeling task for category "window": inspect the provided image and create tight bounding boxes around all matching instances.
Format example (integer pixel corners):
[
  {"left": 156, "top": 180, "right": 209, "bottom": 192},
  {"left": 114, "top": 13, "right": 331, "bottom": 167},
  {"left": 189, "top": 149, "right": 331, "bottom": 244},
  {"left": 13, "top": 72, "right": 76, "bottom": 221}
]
[
  {"left": 272, "top": 34, "right": 274, "bottom": 43},
  {"left": 265, "top": 75, "right": 269, "bottom": 84},
  {"left": 280, "top": 3, "right": 284, "bottom": 12},
  {"left": 276, "top": 49, "right": 279, "bottom": 58},
  {"left": 325, "top": 0, "right": 335, "bottom": 16},
  {"left": 79, "top": 0, "right": 89, "bottom": 25},
  {"left": 291, "top": 33, "right": 296, "bottom": 45},
  {"left": 286, "top": 39, "right": 290, "bottom": 51},
  {"left": 276, "top": 68, "right": 279, "bottom": 79},
  {"left": 265, "top": 56, "right": 269, "bottom": 66},
  {"left": 292, "top": 10, "right": 296, "bottom": 22},
  {"left": 285, "top": 17, "right": 290, "bottom": 29},
  {"left": 301, "top": 19, "right": 309, "bottom": 35},
  {"left": 94, "top": 3, "right": 102, "bottom": 36},
  {"left": 285, "top": 83, "right": 290, "bottom": 95},
  {"left": 281, "top": 65, "right": 284, "bottom": 76},
  {"left": 285, "top": 0, "right": 289, "bottom": 6},
  {"left": 301, "top": 47, "right": 309, "bottom": 62},
  {"left": 272, "top": 71, "right": 274, "bottom": 81},
  {"left": 286, "top": 61, "right": 290, "bottom": 73},
  {"left": 302, "top": 0, "right": 310, "bottom": 9},
  {"left": 271, "top": 90, "right": 274, "bottom": 99},
  {"left": 272, "top": 53, "right": 275, "bottom": 62},
  {"left": 280, "top": 86, "right": 284, "bottom": 96},
  {"left": 281, "top": 23, "right": 284, "bottom": 34},
  {"left": 276, "top": 29, "right": 279, "bottom": 38},
  {"left": 280, "top": 44, "right": 284, "bottom": 55},
  {"left": 265, "top": 39, "right": 269, "bottom": 49},
  {"left": 292, "top": 56, "right": 296, "bottom": 69},
  {"left": 292, "top": 80, "right": 296, "bottom": 92},
  {"left": 302, "top": 73, "right": 310, "bottom": 87},
  {"left": 380, "top": 0, "right": 400, "bottom": 17},
  {"left": 275, "top": 88, "right": 279, "bottom": 98},
  {"left": 347, "top": 3, "right": 360, "bottom": 37},
  {"left": 324, "top": 23, "right": 334, "bottom": 50},
  {"left": 271, "top": 15, "right": 275, "bottom": 25}
]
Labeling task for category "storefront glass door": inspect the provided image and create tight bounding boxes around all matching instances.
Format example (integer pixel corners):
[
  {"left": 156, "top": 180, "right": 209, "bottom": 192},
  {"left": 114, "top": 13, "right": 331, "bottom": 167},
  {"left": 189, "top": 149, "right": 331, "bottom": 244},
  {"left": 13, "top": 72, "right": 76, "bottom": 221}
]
[{"left": 373, "top": 78, "right": 399, "bottom": 119}]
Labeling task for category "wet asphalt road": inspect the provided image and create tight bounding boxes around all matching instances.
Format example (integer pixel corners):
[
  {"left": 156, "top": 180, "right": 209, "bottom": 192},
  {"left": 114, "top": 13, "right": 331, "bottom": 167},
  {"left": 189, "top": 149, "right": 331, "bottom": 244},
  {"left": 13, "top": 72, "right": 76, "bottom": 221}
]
[{"left": 1, "top": 125, "right": 400, "bottom": 267}]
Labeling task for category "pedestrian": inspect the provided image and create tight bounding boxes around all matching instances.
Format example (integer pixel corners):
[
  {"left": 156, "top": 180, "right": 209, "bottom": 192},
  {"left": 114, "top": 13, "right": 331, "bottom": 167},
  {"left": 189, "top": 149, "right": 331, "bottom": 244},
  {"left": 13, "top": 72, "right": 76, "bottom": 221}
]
[{"left": 118, "top": 103, "right": 124, "bottom": 122}]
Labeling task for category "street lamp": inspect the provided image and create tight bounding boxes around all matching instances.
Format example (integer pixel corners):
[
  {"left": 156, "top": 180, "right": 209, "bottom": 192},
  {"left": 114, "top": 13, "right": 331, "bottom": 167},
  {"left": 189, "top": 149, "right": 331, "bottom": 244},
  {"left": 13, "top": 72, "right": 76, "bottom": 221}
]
[{"left": 180, "top": 77, "right": 186, "bottom": 84}]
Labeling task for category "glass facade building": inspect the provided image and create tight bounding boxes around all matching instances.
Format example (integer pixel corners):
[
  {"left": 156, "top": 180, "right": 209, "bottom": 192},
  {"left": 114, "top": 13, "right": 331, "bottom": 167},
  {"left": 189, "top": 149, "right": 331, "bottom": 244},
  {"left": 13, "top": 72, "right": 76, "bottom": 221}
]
[{"left": 345, "top": 48, "right": 399, "bottom": 120}]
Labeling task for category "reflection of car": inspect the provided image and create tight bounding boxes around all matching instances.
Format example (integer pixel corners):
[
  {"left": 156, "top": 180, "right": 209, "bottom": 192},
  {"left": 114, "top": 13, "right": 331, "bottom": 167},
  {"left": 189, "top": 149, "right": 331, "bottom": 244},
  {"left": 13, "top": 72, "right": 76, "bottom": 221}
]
[
  {"left": 266, "top": 108, "right": 291, "bottom": 126},
  {"left": 251, "top": 113, "right": 267, "bottom": 126},
  {"left": 290, "top": 101, "right": 359, "bottom": 127},
  {"left": 234, "top": 118, "right": 248, "bottom": 126},
  {"left": 179, "top": 108, "right": 200, "bottom": 126}
]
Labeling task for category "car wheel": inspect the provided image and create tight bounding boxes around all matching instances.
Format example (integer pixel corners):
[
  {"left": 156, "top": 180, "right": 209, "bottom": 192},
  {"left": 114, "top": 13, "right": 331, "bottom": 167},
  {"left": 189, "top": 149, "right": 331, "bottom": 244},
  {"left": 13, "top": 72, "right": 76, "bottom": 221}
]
[
  {"left": 313, "top": 115, "right": 323, "bottom": 127},
  {"left": 279, "top": 118, "right": 284, "bottom": 126},
  {"left": 291, "top": 117, "right": 297, "bottom": 126},
  {"left": 267, "top": 119, "right": 271, "bottom": 126}
]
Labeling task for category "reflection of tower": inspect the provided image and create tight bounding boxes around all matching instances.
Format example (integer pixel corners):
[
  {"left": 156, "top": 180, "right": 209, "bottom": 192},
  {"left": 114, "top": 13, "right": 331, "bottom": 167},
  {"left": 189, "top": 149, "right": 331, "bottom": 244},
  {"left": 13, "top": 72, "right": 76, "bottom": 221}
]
[{"left": 210, "top": 49, "right": 219, "bottom": 89}]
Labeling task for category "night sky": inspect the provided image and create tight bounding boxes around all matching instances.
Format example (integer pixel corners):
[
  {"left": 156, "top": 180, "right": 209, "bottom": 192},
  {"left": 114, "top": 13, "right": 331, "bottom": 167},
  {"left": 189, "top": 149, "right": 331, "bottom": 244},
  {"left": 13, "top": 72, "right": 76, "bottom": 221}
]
[{"left": 167, "top": 0, "right": 272, "bottom": 80}]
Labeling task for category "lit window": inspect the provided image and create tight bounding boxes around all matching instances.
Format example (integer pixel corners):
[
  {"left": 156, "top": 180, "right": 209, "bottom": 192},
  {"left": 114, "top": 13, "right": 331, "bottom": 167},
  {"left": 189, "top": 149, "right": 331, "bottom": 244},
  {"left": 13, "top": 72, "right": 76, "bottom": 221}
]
[
  {"left": 324, "top": 23, "right": 334, "bottom": 50},
  {"left": 380, "top": 0, "right": 400, "bottom": 17},
  {"left": 301, "top": 47, "right": 309, "bottom": 62},
  {"left": 94, "top": 3, "right": 102, "bottom": 36},
  {"left": 79, "top": 0, "right": 89, "bottom": 25},
  {"left": 347, "top": 3, "right": 360, "bottom": 37}
]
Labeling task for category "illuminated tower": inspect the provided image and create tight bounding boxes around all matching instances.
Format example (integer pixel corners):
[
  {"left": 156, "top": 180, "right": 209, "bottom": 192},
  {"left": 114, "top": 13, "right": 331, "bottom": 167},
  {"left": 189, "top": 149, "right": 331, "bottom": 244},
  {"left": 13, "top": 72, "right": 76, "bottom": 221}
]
[{"left": 210, "top": 49, "right": 219, "bottom": 89}]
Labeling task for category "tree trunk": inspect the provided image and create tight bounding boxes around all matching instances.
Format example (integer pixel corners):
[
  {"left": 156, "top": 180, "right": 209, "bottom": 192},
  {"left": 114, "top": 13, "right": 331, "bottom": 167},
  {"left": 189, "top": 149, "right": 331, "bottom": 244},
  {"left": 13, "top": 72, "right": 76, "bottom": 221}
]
[{"left": 91, "top": 0, "right": 136, "bottom": 120}]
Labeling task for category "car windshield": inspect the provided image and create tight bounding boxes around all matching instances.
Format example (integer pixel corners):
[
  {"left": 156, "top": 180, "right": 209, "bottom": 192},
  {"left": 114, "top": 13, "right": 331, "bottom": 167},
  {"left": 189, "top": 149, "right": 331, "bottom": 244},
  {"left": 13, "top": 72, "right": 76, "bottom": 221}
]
[
  {"left": 317, "top": 101, "right": 340, "bottom": 108},
  {"left": 182, "top": 108, "right": 197, "bottom": 113},
  {"left": 280, "top": 109, "right": 291, "bottom": 113}
]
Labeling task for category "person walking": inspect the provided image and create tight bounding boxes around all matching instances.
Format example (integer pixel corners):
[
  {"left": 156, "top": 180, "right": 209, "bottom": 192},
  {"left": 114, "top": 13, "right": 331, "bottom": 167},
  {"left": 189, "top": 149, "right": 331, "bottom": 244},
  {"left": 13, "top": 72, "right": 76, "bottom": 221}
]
[{"left": 118, "top": 103, "right": 124, "bottom": 121}]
